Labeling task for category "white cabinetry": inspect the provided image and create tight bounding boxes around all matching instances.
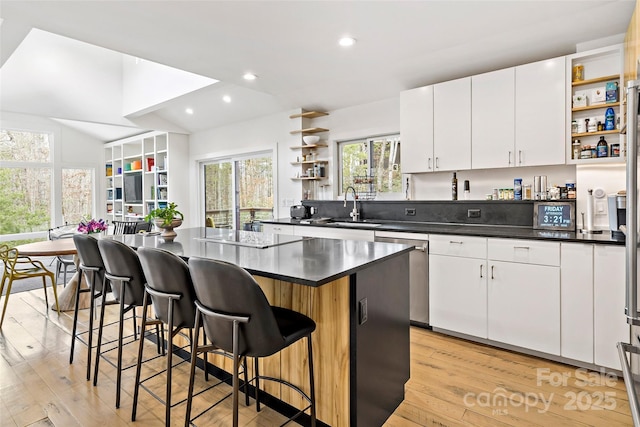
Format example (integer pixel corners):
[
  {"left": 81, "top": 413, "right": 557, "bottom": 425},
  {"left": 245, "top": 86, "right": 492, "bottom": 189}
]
[
  {"left": 293, "top": 225, "right": 375, "bottom": 242},
  {"left": 515, "top": 56, "right": 566, "bottom": 166},
  {"left": 261, "top": 223, "right": 295, "bottom": 235},
  {"left": 594, "top": 245, "right": 628, "bottom": 369},
  {"left": 487, "top": 239, "right": 560, "bottom": 355},
  {"left": 400, "top": 86, "right": 434, "bottom": 173},
  {"left": 429, "top": 235, "right": 487, "bottom": 338},
  {"left": 433, "top": 77, "right": 471, "bottom": 171},
  {"left": 471, "top": 68, "right": 515, "bottom": 169},
  {"left": 560, "top": 243, "right": 594, "bottom": 363},
  {"left": 104, "top": 131, "right": 188, "bottom": 223}
]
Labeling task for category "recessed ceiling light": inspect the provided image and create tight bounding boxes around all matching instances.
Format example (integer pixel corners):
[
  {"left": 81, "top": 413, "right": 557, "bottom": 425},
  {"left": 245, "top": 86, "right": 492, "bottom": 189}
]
[
  {"left": 243, "top": 73, "right": 257, "bottom": 81},
  {"left": 185, "top": 108, "right": 194, "bottom": 115},
  {"left": 338, "top": 36, "right": 356, "bottom": 47},
  {"left": 222, "top": 95, "right": 231, "bottom": 103}
]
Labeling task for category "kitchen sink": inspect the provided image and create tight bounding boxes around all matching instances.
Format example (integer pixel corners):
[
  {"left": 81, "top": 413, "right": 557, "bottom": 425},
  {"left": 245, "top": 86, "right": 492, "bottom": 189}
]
[{"left": 330, "top": 221, "right": 382, "bottom": 228}]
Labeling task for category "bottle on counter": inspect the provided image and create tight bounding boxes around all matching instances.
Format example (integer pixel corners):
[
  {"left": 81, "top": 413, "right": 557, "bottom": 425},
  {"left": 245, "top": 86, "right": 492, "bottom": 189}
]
[
  {"left": 597, "top": 136, "right": 608, "bottom": 158},
  {"left": 514, "top": 178, "right": 522, "bottom": 200},
  {"left": 464, "top": 180, "right": 470, "bottom": 200},
  {"left": 452, "top": 172, "right": 458, "bottom": 201}
]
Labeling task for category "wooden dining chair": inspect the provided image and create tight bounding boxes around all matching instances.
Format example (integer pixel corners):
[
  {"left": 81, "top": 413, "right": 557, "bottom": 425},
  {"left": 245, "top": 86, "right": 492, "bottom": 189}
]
[{"left": 0, "top": 244, "right": 60, "bottom": 328}]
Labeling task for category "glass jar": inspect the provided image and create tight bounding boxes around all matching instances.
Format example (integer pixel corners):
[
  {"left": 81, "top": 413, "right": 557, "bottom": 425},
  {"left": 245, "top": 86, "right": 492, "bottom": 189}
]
[{"left": 572, "top": 139, "right": 581, "bottom": 160}]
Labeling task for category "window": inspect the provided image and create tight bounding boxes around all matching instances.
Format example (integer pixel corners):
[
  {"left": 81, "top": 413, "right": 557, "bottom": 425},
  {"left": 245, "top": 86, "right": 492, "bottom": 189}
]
[
  {"left": 339, "top": 134, "right": 401, "bottom": 199},
  {"left": 202, "top": 152, "right": 273, "bottom": 230},
  {"left": 0, "top": 130, "right": 52, "bottom": 235},
  {"left": 62, "top": 168, "right": 94, "bottom": 224}
]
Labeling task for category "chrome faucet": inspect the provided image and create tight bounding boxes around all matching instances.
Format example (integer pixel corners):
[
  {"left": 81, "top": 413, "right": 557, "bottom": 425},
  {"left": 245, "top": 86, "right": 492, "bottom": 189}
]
[{"left": 344, "top": 186, "right": 360, "bottom": 221}]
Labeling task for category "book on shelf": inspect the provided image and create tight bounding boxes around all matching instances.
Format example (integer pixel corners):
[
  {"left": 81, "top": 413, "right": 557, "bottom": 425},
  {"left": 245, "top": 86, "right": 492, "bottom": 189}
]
[
  {"left": 146, "top": 157, "right": 155, "bottom": 172},
  {"left": 158, "top": 173, "right": 168, "bottom": 185}
]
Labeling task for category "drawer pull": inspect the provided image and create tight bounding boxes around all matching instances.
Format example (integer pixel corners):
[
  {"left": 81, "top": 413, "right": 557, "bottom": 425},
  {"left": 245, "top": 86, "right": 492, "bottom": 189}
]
[
  {"left": 491, "top": 265, "right": 495, "bottom": 280},
  {"left": 449, "top": 241, "right": 463, "bottom": 245},
  {"left": 513, "top": 246, "right": 530, "bottom": 250}
]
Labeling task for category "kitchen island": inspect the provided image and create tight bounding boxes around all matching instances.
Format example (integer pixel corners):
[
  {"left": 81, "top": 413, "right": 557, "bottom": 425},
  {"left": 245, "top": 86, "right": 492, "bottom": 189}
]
[{"left": 111, "top": 227, "right": 413, "bottom": 427}]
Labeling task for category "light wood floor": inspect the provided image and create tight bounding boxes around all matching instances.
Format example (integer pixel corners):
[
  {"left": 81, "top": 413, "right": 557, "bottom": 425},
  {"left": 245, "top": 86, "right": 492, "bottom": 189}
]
[{"left": 0, "top": 286, "right": 632, "bottom": 427}]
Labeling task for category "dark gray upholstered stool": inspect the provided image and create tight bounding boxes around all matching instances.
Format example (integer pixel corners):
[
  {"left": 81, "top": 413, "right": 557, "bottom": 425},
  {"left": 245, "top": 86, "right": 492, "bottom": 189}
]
[
  {"left": 132, "top": 247, "right": 208, "bottom": 427},
  {"left": 70, "top": 234, "right": 111, "bottom": 381},
  {"left": 95, "top": 238, "right": 151, "bottom": 408},
  {"left": 185, "top": 257, "right": 317, "bottom": 427}
]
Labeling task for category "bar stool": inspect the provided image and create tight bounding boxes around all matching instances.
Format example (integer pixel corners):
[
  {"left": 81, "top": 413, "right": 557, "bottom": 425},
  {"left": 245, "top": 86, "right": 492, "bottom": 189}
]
[
  {"left": 131, "top": 246, "right": 206, "bottom": 427},
  {"left": 95, "top": 239, "right": 148, "bottom": 408},
  {"left": 185, "top": 257, "right": 317, "bottom": 427},
  {"left": 70, "top": 234, "right": 111, "bottom": 381}
]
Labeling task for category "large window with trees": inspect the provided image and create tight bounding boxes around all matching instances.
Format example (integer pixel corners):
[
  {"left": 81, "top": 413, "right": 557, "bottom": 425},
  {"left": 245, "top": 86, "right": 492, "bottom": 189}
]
[
  {"left": 62, "top": 168, "right": 94, "bottom": 224},
  {"left": 203, "top": 152, "right": 273, "bottom": 230},
  {"left": 0, "top": 130, "right": 52, "bottom": 236},
  {"left": 339, "top": 134, "right": 401, "bottom": 199}
]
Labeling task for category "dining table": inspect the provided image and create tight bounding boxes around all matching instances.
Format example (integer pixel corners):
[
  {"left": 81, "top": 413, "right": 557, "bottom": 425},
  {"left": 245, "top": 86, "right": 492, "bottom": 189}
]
[{"left": 15, "top": 238, "right": 90, "bottom": 311}]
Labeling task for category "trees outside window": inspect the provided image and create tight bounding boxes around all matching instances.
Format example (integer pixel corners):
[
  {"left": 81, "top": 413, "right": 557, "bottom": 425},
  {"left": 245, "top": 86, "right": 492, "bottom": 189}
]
[
  {"left": 0, "top": 130, "right": 52, "bottom": 235},
  {"left": 339, "top": 134, "right": 401, "bottom": 199},
  {"left": 203, "top": 153, "right": 273, "bottom": 230}
]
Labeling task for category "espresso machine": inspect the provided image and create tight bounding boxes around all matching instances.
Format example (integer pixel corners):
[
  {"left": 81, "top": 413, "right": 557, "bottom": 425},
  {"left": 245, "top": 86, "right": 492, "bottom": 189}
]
[{"left": 608, "top": 191, "right": 627, "bottom": 239}]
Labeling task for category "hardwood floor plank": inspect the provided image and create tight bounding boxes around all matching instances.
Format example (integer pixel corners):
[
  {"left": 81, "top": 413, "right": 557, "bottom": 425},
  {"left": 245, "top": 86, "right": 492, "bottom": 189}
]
[{"left": 0, "top": 290, "right": 632, "bottom": 427}]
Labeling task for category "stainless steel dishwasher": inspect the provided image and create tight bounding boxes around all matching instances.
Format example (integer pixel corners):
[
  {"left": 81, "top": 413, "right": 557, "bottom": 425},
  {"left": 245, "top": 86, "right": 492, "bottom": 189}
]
[{"left": 375, "top": 231, "right": 429, "bottom": 328}]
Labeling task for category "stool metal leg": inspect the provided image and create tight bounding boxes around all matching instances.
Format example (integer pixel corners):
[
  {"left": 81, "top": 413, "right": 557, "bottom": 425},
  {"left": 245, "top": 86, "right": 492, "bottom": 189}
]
[{"left": 308, "top": 334, "right": 316, "bottom": 427}]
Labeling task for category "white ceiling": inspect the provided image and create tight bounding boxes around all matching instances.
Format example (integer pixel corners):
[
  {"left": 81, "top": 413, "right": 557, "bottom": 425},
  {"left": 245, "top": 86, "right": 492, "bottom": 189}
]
[{"left": 0, "top": 0, "right": 636, "bottom": 142}]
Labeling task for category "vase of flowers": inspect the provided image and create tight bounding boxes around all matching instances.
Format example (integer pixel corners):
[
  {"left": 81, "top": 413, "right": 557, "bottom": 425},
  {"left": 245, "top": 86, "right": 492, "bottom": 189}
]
[
  {"left": 77, "top": 218, "right": 108, "bottom": 235},
  {"left": 144, "top": 202, "right": 183, "bottom": 240}
]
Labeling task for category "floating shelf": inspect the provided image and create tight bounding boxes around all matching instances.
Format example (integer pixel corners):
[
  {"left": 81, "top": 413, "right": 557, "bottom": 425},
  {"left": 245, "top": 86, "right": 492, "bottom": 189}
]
[
  {"left": 572, "top": 74, "right": 619, "bottom": 87},
  {"left": 290, "top": 160, "right": 328, "bottom": 165},
  {"left": 571, "top": 129, "right": 620, "bottom": 138},
  {"left": 289, "top": 127, "right": 329, "bottom": 135},
  {"left": 291, "top": 177, "right": 324, "bottom": 181},
  {"left": 567, "top": 156, "right": 625, "bottom": 165},
  {"left": 290, "top": 143, "right": 328, "bottom": 149},
  {"left": 572, "top": 102, "right": 620, "bottom": 112},
  {"left": 289, "top": 111, "right": 329, "bottom": 119}
]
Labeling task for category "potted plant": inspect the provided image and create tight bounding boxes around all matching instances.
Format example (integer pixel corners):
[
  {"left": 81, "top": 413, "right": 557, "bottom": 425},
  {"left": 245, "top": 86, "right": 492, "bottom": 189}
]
[{"left": 145, "top": 202, "right": 184, "bottom": 240}]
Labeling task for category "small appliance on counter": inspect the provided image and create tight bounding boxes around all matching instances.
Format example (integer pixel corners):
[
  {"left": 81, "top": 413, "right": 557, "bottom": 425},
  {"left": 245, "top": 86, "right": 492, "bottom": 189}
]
[
  {"left": 608, "top": 191, "right": 626, "bottom": 239},
  {"left": 290, "top": 204, "right": 311, "bottom": 220}
]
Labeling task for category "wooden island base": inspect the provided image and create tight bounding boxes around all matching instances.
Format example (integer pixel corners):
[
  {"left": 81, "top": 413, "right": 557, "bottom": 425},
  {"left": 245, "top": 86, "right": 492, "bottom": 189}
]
[{"left": 174, "top": 253, "right": 410, "bottom": 426}]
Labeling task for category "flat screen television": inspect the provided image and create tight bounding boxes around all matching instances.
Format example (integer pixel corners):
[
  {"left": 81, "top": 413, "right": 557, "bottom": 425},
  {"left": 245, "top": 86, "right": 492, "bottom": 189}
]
[{"left": 124, "top": 172, "right": 143, "bottom": 203}]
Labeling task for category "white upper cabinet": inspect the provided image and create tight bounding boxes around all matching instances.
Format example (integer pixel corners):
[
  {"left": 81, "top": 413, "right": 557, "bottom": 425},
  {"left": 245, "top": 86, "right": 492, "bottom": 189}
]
[
  {"left": 472, "top": 68, "right": 515, "bottom": 169},
  {"left": 434, "top": 77, "right": 471, "bottom": 171},
  {"left": 400, "top": 86, "right": 434, "bottom": 173},
  {"left": 515, "top": 56, "right": 566, "bottom": 166}
]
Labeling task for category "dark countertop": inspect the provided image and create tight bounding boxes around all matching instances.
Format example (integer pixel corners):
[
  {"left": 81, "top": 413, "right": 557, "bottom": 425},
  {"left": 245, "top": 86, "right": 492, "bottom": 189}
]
[
  {"left": 109, "top": 227, "right": 413, "bottom": 287},
  {"left": 263, "top": 218, "right": 625, "bottom": 245}
]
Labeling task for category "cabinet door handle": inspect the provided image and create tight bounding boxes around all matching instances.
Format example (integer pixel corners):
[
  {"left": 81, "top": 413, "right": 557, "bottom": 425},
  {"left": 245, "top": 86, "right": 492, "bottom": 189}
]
[
  {"left": 480, "top": 264, "right": 484, "bottom": 278},
  {"left": 513, "top": 246, "right": 530, "bottom": 250},
  {"left": 428, "top": 157, "right": 432, "bottom": 170},
  {"left": 491, "top": 265, "right": 495, "bottom": 280},
  {"left": 435, "top": 157, "right": 440, "bottom": 169},
  {"left": 449, "top": 241, "right": 463, "bottom": 244},
  {"left": 508, "top": 151, "right": 512, "bottom": 165},
  {"left": 518, "top": 150, "right": 523, "bottom": 164}
]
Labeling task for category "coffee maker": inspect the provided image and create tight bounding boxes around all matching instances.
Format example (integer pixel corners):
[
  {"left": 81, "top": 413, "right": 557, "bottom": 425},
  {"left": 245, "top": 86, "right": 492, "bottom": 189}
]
[{"left": 608, "top": 192, "right": 627, "bottom": 239}]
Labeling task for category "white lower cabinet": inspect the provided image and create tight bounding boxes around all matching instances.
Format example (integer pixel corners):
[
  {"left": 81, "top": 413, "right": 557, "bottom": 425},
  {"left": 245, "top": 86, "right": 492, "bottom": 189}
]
[
  {"left": 594, "top": 245, "right": 629, "bottom": 369},
  {"left": 487, "top": 260, "right": 560, "bottom": 355},
  {"left": 429, "top": 235, "right": 487, "bottom": 338},
  {"left": 560, "top": 243, "right": 594, "bottom": 363},
  {"left": 261, "top": 223, "right": 295, "bottom": 235},
  {"left": 487, "top": 239, "right": 560, "bottom": 355},
  {"left": 293, "top": 225, "right": 375, "bottom": 242},
  {"left": 430, "top": 254, "right": 487, "bottom": 338}
]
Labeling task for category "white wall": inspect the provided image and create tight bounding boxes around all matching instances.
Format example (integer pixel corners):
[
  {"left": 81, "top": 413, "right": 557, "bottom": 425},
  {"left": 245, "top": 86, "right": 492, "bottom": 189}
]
[{"left": 188, "top": 98, "right": 401, "bottom": 220}]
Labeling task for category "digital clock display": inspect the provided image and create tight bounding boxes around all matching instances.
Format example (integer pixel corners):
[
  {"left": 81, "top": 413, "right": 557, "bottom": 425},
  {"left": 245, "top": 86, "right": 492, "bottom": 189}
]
[{"left": 533, "top": 202, "right": 576, "bottom": 231}]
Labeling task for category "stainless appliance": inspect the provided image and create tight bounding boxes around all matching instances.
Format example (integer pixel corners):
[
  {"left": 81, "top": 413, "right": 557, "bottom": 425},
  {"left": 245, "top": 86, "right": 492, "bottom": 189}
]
[
  {"left": 608, "top": 192, "right": 627, "bottom": 239},
  {"left": 375, "top": 232, "right": 429, "bottom": 327},
  {"left": 618, "top": 79, "right": 640, "bottom": 426}
]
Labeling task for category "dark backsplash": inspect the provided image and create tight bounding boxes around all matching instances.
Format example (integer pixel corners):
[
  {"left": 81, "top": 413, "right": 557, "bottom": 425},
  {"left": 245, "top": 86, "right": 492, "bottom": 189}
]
[{"left": 301, "top": 200, "right": 554, "bottom": 227}]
